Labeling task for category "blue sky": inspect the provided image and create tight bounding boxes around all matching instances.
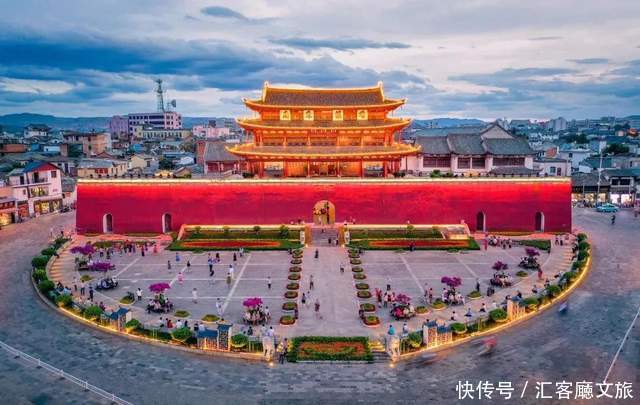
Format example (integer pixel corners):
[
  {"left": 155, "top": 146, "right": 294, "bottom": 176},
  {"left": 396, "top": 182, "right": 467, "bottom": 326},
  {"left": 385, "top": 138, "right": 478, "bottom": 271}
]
[{"left": 0, "top": 0, "right": 639, "bottom": 119}]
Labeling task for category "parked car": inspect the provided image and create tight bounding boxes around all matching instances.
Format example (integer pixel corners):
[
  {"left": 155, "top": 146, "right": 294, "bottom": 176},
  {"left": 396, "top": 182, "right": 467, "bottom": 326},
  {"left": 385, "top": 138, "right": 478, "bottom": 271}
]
[{"left": 596, "top": 203, "right": 619, "bottom": 213}]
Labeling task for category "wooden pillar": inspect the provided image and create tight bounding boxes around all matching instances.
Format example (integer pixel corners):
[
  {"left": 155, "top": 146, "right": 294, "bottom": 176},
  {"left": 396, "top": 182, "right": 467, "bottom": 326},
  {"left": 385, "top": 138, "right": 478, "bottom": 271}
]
[
  {"left": 383, "top": 161, "right": 388, "bottom": 177},
  {"left": 283, "top": 161, "right": 289, "bottom": 177},
  {"left": 306, "top": 161, "right": 311, "bottom": 177},
  {"left": 337, "top": 160, "right": 341, "bottom": 177},
  {"left": 259, "top": 162, "right": 264, "bottom": 178},
  {"left": 359, "top": 161, "right": 364, "bottom": 177}
]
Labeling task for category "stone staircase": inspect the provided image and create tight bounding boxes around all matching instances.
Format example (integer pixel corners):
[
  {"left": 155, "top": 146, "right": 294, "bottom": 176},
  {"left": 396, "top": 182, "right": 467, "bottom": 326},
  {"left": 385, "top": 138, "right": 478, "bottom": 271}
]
[
  {"left": 48, "top": 248, "right": 74, "bottom": 284},
  {"left": 310, "top": 227, "right": 339, "bottom": 246},
  {"left": 369, "top": 338, "right": 390, "bottom": 363}
]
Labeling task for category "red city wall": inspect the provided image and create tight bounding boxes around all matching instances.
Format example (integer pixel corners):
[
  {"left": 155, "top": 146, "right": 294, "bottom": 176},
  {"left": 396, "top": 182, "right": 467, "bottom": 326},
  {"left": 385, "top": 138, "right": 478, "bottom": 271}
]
[{"left": 76, "top": 179, "right": 571, "bottom": 233}]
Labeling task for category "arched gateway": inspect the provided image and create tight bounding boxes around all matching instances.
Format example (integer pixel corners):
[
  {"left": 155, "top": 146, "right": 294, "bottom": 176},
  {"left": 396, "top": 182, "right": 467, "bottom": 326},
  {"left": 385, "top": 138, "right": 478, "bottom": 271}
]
[{"left": 313, "top": 201, "right": 335, "bottom": 225}]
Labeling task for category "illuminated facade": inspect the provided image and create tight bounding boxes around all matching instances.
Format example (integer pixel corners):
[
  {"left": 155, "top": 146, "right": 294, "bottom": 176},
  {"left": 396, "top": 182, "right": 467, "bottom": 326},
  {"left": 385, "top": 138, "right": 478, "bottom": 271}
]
[
  {"left": 76, "top": 177, "right": 572, "bottom": 234},
  {"left": 228, "top": 82, "right": 419, "bottom": 177}
]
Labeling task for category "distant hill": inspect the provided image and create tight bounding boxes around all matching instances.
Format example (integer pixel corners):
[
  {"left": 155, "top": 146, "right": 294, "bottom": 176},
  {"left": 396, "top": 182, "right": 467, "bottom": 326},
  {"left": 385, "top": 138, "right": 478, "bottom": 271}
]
[
  {"left": 412, "top": 118, "right": 486, "bottom": 129},
  {"left": 0, "top": 113, "right": 224, "bottom": 133}
]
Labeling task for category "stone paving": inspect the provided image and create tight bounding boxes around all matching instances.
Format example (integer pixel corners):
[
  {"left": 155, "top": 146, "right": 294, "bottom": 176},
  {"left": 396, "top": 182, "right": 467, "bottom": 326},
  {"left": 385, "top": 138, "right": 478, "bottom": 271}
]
[
  {"left": 0, "top": 209, "right": 638, "bottom": 404},
  {"left": 51, "top": 232, "right": 572, "bottom": 338}
]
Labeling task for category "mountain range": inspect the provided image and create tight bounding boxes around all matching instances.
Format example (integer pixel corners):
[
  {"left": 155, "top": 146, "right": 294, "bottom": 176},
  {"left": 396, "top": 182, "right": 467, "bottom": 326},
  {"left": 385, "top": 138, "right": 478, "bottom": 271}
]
[{"left": 0, "top": 113, "right": 485, "bottom": 133}]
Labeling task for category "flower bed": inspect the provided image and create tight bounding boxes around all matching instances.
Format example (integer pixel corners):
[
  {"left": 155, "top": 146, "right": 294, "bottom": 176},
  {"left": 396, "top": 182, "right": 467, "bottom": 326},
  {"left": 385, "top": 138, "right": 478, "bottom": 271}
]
[
  {"left": 353, "top": 273, "right": 366, "bottom": 280},
  {"left": 286, "top": 282, "right": 300, "bottom": 290},
  {"left": 170, "top": 239, "right": 302, "bottom": 251},
  {"left": 202, "top": 314, "right": 220, "bottom": 322},
  {"left": 174, "top": 310, "right": 190, "bottom": 318},
  {"left": 360, "top": 303, "right": 376, "bottom": 312},
  {"left": 284, "top": 291, "right": 298, "bottom": 299},
  {"left": 282, "top": 301, "right": 297, "bottom": 311},
  {"left": 363, "top": 315, "right": 380, "bottom": 327},
  {"left": 450, "top": 322, "right": 467, "bottom": 335},
  {"left": 288, "top": 273, "right": 301, "bottom": 281},
  {"left": 355, "top": 283, "right": 369, "bottom": 290},
  {"left": 280, "top": 315, "right": 296, "bottom": 325},
  {"left": 415, "top": 305, "right": 429, "bottom": 314},
  {"left": 366, "top": 239, "right": 476, "bottom": 249},
  {"left": 357, "top": 290, "right": 372, "bottom": 299},
  {"left": 289, "top": 266, "right": 302, "bottom": 272},
  {"left": 467, "top": 290, "right": 482, "bottom": 299},
  {"left": 431, "top": 298, "right": 446, "bottom": 310},
  {"left": 516, "top": 270, "right": 529, "bottom": 277},
  {"left": 288, "top": 336, "right": 373, "bottom": 362},
  {"left": 351, "top": 266, "right": 364, "bottom": 273},
  {"left": 490, "top": 308, "right": 508, "bottom": 323},
  {"left": 350, "top": 259, "right": 362, "bottom": 265},
  {"left": 291, "top": 258, "right": 302, "bottom": 265}
]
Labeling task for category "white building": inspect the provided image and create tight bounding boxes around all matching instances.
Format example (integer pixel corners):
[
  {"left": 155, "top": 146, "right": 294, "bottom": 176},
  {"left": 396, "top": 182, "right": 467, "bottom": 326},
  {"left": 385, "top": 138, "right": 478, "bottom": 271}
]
[
  {"left": 6, "top": 161, "right": 63, "bottom": 218},
  {"left": 191, "top": 124, "right": 231, "bottom": 138},
  {"left": 533, "top": 157, "right": 571, "bottom": 177},
  {"left": 557, "top": 146, "right": 592, "bottom": 172},
  {"left": 23, "top": 124, "right": 51, "bottom": 138}
]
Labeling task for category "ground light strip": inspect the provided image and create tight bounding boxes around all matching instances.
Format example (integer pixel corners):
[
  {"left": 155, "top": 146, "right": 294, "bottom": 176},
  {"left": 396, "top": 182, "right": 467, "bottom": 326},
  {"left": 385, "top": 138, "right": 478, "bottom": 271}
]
[
  {"left": 602, "top": 303, "right": 640, "bottom": 383},
  {"left": 0, "top": 340, "right": 132, "bottom": 405},
  {"left": 398, "top": 248, "right": 592, "bottom": 360}
]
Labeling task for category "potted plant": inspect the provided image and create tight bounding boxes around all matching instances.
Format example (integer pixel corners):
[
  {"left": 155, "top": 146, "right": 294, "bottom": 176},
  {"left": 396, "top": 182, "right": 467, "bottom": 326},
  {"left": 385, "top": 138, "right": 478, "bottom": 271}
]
[
  {"left": 351, "top": 266, "right": 363, "bottom": 273},
  {"left": 291, "top": 258, "right": 302, "bottom": 265},
  {"left": 125, "top": 319, "right": 141, "bottom": 333},
  {"left": 360, "top": 303, "right": 376, "bottom": 312},
  {"left": 174, "top": 310, "right": 190, "bottom": 318},
  {"left": 467, "top": 290, "right": 482, "bottom": 299},
  {"left": 415, "top": 305, "right": 428, "bottom": 314},
  {"left": 357, "top": 290, "right": 372, "bottom": 299},
  {"left": 355, "top": 282, "right": 369, "bottom": 290},
  {"left": 202, "top": 314, "right": 220, "bottom": 323},
  {"left": 431, "top": 298, "right": 446, "bottom": 310},
  {"left": 353, "top": 273, "right": 366, "bottom": 280},
  {"left": 282, "top": 301, "right": 297, "bottom": 312},
  {"left": 363, "top": 315, "right": 380, "bottom": 327},
  {"left": 288, "top": 273, "right": 301, "bottom": 281},
  {"left": 230, "top": 333, "right": 248, "bottom": 348},
  {"left": 284, "top": 291, "right": 298, "bottom": 299},
  {"left": 280, "top": 315, "right": 295, "bottom": 325},
  {"left": 350, "top": 258, "right": 362, "bottom": 265},
  {"left": 286, "top": 282, "right": 300, "bottom": 290},
  {"left": 289, "top": 266, "right": 302, "bottom": 272}
]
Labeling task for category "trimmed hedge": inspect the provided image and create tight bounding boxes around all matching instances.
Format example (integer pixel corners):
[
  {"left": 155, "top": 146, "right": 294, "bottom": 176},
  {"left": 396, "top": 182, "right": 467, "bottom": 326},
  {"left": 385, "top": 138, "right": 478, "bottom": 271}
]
[
  {"left": 287, "top": 336, "right": 373, "bottom": 362},
  {"left": 32, "top": 269, "right": 48, "bottom": 283},
  {"left": 83, "top": 305, "right": 103, "bottom": 321},
  {"left": 172, "top": 327, "right": 193, "bottom": 342},
  {"left": 490, "top": 308, "right": 508, "bottom": 323},
  {"left": 38, "top": 280, "right": 55, "bottom": 295},
  {"left": 55, "top": 294, "right": 73, "bottom": 308},
  {"left": 31, "top": 255, "right": 50, "bottom": 269},
  {"left": 230, "top": 333, "right": 248, "bottom": 348}
]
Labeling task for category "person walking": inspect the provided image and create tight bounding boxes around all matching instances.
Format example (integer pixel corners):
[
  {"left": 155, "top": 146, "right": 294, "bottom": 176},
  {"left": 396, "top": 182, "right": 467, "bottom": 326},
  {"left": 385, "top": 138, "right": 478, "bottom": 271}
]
[
  {"left": 208, "top": 257, "right": 214, "bottom": 276},
  {"left": 89, "top": 285, "right": 94, "bottom": 301},
  {"left": 267, "top": 276, "right": 272, "bottom": 290},
  {"left": 228, "top": 264, "right": 235, "bottom": 280},
  {"left": 178, "top": 271, "right": 184, "bottom": 285},
  {"left": 226, "top": 269, "right": 232, "bottom": 286},
  {"left": 175, "top": 252, "right": 181, "bottom": 262},
  {"left": 233, "top": 253, "right": 237, "bottom": 262},
  {"left": 309, "top": 274, "right": 314, "bottom": 290},
  {"left": 428, "top": 288, "right": 433, "bottom": 304},
  {"left": 186, "top": 260, "right": 191, "bottom": 272},
  {"left": 340, "top": 263, "right": 344, "bottom": 274},
  {"left": 80, "top": 281, "right": 86, "bottom": 296},
  {"left": 216, "top": 298, "right": 223, "bottom": 316},
  {"left": 136, "top": 287, "right": 142, "bottom": 301},
  {"left": 611, "top": 214, "right": 616, "bottom": 225},
  {"left": 167, "top": 260, "right": 172, "bottom": 271},
  {"left": 72, "top": 277, "right": 78, "bottom": 292},
  {"left": 192, "top": 287, "right": 198, "bottom": 303},
  {"left": 301, "top": 292, "right": 307, "bottom": 308},
  {"left": 475, "top": 279, "right": 480, "bottom": 293},
  {"left": 314, "top": 249, "right": 319, "bottom": 259},
  {"left": 314, "top": 299, "right": 320, "bottom": 319}
]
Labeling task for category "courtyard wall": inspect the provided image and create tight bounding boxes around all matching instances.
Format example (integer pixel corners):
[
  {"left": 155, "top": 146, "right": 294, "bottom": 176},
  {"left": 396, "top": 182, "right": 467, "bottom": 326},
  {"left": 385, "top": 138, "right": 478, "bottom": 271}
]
[{"left": 76, "top": 178, "right": 571, "bottom": 233}]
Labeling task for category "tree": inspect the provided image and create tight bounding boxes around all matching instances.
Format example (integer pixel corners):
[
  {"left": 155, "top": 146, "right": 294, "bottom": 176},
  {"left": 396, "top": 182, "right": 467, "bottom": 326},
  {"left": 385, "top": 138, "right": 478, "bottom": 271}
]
[
  {"left": 159, "top": 158, "right": 175, "bottom": 170},
  {"left": 565, "top": 133, "right": 588, "bottom": 144},
  {"left": 604, "top": 144, "right": 629, "bottom": 155}
]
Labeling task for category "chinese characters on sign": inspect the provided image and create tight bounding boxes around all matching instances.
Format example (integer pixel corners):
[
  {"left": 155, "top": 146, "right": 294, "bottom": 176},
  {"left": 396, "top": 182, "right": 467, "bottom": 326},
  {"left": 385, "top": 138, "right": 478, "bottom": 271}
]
[{"left": 456, "top": 380, "right": 633, "bottom": 401}]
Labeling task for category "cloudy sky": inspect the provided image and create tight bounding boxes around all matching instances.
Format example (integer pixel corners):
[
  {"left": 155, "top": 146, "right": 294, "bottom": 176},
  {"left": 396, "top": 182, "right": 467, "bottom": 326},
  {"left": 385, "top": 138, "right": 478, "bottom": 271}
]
[{"left": 1, "top": 0, "right": 639, "bottom": 120}]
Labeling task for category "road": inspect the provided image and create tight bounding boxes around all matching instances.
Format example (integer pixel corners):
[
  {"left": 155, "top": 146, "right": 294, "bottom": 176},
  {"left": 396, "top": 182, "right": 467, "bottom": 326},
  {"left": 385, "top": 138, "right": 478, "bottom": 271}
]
[{"left": 0, "top": 209, "right": 638, "bottom": 404}]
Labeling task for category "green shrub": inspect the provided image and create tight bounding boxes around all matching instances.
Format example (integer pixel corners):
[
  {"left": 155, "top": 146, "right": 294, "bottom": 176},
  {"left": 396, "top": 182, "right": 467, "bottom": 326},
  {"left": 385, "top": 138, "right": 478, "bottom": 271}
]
[
  {"left": 286, "top": 282, "right": 299, "bottom": 290},
  {"left": 407, "top": 332, "right": 422, "bottom": 348},
  {"left": 280, "top": 315, "right": 296, "bottom": 325},
  {"left": 431, "top": 298, "right": 446, "bottom": 309},
  {"left": 351, "top": 266, "right": 363, "bottom": 273},
  {"left": 522, "top": 297, "right": 539, "bottom": 311},
  {"left": 231, "top": 333, "right": 249, "bottom": 348},
  {"left": 546, "top": 284, "right": 561, "bottom": 297},
  {"left": 516, "top": 270, "right": 529, "bottom": 277},
  {"left": 125, "top": 319, "right": 141, "bottom": 331},
  {"left": 279, "top": 225, "right": 290, "bottom": 238},
  {"left": 353, "top": 273, "right": 366, "bottom": 280},
  {"left": 120, "top": 294, "right": 134, "bottom": 304},
  {"left": 284, "top": 291, "right": 298, "bottom": 299},
  {"left": 83, "top": 305, "right": 103, "bottom": 321},
  {"left": 578, "top": 241, "right": 590, "bottom": 251},
  {"left": 360, "top": 303, "right": 375, "bottom": 311},
  {"left": 355, "top": 282, "right": 369, "bottom": 290},
  {"left": 171, "top": 327, "right": 192, "bottom": 342},
  {"left": 288, "top": 273, "right": 301, "bottom": 281},
  {"left": 55, "top": 294, "right": 73, "bottom": 308},
  {"left": 202, "top": 314, "right": 220, "bottom": 322},
  {"left": 467, "top": 290, "right": 481, "bottom": 298},
  {"left": 357, "top": 290, "right": 372, "bottom": 299},
  {"left": 577, "top": 233, "right": 587, "bottom": 242},
  {"left": 572, "top": 260, "right": 586, "bottom": 271},
  {"left": 253, "top": 225, "right": 261, "bottom": 234},
  {"left": 80, "top": 274, "right": 93, "bottom": 282},
  {"left": 174, "top": 310, "right": 190, "bottom": 318},
  {"left": 38, "top": 280, "right": 55, "bottom": 295},
  {"left": 577, "top": 250, "right": 589, "bottom": 261},
  {"left": 282, "top": 301, "right": 297, "bottom": 311},
  {"left": 563, "top": 271, "right": 578, "bottom": 283},
  {"left": 31, "top": 255, "right": 49, "bottom": 269},
  {"left": 33, "top": 269, "right": 48, "bottom": 282},
  {"left": 41, "top": 247, "right": 57, "bottom": 257},
  {"left": 450, "top": 322, "right": 467, "bottom": 335},
  {"left": 490, "top": 308, "right": 508, "bottom": 323},
  {"left": 415, "top": 305, "right": 428, "bottom": 314}
]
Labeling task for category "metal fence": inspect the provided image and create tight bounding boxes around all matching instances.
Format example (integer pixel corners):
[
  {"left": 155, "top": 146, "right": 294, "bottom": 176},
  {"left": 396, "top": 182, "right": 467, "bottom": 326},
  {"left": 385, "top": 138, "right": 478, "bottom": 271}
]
[{"left": 0, "top": 340, "right": 133, "bottom": 405}]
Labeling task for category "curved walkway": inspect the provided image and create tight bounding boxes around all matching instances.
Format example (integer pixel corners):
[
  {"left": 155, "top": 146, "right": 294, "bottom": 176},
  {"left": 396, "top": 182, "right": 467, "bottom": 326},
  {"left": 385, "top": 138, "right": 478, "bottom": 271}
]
[{"left": 0, "top": 209, "right": 638, "bottom": 403}]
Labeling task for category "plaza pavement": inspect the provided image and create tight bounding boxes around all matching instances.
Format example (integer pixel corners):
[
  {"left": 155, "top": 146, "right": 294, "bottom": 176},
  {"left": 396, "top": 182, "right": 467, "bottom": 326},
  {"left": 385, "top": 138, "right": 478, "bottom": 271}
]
[
  {"left": 0, "top": 208, "right": 638, "bottom": 404},
  {"left": 51, "top": 232, "right": 572, "bottom": 338}
]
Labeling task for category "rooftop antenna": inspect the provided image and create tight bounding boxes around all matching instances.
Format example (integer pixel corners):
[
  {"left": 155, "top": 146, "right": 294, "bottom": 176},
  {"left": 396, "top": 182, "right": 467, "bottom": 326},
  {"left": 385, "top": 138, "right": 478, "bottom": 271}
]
[
  {"left": 167, "top": 99, "right": 177, "bottom": 111},
  {"left": 155, "top": 79, "right": 165, "bottom": 113}
]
